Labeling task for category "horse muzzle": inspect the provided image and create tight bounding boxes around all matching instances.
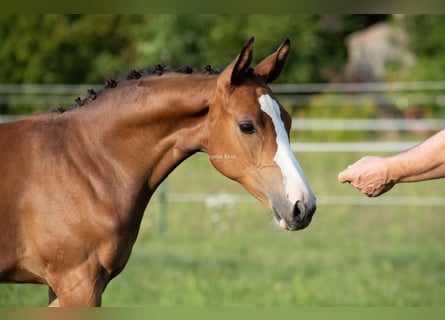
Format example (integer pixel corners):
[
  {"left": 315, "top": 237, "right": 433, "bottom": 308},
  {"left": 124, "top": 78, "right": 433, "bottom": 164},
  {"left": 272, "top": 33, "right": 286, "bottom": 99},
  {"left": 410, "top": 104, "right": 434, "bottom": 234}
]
[{"left": 273, "top": 200, "right": 316, "bottom": 231}]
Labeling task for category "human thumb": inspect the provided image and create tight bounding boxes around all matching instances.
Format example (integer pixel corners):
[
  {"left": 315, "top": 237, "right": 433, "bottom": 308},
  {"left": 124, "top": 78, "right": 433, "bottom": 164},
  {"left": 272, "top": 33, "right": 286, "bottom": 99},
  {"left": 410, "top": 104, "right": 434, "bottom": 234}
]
[{"left": 337, "top": 168, "right": 351, "bottom": 184}]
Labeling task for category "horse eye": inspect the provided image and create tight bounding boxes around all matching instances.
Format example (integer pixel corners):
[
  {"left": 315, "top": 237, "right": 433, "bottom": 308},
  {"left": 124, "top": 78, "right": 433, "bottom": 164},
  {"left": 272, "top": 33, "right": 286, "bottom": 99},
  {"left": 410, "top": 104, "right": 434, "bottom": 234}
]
[{"left": 239, "top": 121, "right": 256, "bottom": 134}]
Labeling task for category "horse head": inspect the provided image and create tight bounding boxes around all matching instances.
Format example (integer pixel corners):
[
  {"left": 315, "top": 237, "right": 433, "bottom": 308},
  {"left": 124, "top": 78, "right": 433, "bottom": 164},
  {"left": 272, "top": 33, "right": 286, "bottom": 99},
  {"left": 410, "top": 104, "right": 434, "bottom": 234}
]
[{"left": 206, "top": 37, "right": 316, "bottom": 231}]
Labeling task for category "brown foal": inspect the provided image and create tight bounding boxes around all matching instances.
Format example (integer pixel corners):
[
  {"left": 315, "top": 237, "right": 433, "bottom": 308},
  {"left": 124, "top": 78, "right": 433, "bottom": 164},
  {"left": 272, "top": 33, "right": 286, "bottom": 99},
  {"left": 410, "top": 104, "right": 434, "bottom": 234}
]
[{"left": 0, "top": 38, "right": 316, "bottom": 306}]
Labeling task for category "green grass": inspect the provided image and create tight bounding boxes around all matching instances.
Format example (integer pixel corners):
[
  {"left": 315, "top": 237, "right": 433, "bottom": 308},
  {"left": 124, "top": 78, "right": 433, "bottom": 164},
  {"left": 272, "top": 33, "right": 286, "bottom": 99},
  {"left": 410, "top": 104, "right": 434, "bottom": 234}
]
[{"left": 1, "top": 152, "right": 444, "bottom": 307}]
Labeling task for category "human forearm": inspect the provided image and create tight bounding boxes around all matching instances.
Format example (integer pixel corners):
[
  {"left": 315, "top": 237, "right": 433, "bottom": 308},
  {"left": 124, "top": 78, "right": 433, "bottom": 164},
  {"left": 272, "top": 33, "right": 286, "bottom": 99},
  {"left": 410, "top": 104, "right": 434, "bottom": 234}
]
[
  {"left": 338, "top": 129, "right": 445, "bottom": 197},
  {"left": 388, "top": 129, "right": 445, "bottom": 183}
]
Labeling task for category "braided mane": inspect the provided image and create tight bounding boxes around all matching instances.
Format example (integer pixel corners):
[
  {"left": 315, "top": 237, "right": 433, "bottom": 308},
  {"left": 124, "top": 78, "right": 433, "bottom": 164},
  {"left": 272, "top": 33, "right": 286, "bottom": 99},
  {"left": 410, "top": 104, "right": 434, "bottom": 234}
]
[{"left": 54, "top": 64, "right": 222, "bottom": 113}]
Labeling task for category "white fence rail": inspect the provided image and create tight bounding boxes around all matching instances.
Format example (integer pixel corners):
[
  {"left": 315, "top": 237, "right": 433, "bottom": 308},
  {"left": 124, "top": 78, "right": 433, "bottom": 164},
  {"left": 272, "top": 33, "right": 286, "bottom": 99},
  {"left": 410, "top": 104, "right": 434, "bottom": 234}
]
[
  {"left": 291, "top": 118, "right": 443, "bottom": 131},
  {"left": 1, "top": 82, "right": 443, "bottom": 154},
  {"left": 272, "top": 81, "right": 445, "bottom": 107},
  {"left": 291, "top": 141, "right": 421, "bottom": 153},
  {"left": 2, "top": 81, "right": 445, "bottom": 106},
  {"left": 0, "top": 84, "right": 93, "bottom": 106},
  {"left": 155, "top": 192, "right": 445, "bottom": 207}
]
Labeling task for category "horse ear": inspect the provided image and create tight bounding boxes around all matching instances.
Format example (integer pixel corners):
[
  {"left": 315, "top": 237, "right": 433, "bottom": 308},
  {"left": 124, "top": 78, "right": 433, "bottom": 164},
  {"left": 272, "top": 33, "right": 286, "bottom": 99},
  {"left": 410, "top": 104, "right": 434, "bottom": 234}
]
[
  {"left": 219, "top": 37, "right": 254, "bottom": 86},
  {"left": 254, "top": 38, "right": 290, "bottom": 83}
]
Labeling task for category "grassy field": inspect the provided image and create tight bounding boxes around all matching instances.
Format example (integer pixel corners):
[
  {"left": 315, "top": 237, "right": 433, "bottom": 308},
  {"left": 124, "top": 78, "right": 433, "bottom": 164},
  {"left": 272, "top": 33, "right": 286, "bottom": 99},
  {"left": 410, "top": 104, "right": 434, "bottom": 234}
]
[{"left": 1, "top": 151, "right": 444, "bottom": 307}]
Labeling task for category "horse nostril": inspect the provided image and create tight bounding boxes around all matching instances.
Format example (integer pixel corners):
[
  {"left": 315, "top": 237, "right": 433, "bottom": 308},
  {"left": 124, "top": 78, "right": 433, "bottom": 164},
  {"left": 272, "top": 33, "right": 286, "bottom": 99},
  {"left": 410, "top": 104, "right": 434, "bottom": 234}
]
[{"left": 295, "top": 201, "right": 307, "bottom": 221}]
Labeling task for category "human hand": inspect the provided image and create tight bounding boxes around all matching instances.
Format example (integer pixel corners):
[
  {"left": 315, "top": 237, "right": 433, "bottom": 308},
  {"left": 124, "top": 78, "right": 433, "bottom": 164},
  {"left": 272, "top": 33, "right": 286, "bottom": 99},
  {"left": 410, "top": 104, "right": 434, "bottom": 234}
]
[{"left": 338, "top": 156, "right": 395, "bottom": 197}]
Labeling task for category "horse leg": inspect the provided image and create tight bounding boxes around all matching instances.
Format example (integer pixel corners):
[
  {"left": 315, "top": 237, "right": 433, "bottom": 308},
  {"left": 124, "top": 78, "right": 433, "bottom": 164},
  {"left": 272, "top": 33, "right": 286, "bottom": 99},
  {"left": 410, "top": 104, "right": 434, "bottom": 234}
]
[
  {"left": 50, "top": 277, "right": 106, "bottom": 307},
  {"left": 48, "top": 263, "right": 108, "bottom": 307}
]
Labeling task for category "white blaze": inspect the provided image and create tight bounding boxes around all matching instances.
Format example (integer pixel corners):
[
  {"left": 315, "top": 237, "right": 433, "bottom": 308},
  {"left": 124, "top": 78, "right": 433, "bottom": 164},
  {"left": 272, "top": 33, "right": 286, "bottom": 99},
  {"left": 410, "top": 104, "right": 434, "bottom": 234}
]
[{"left": 259, "top": 94, "right": 313, "bottom": 205}]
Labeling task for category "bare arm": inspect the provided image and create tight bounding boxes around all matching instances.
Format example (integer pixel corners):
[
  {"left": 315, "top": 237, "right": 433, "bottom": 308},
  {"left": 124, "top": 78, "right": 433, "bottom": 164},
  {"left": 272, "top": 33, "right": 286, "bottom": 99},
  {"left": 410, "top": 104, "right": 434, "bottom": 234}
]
[{"left": 338, "top": 129, "right": 445, "bottom": 197}]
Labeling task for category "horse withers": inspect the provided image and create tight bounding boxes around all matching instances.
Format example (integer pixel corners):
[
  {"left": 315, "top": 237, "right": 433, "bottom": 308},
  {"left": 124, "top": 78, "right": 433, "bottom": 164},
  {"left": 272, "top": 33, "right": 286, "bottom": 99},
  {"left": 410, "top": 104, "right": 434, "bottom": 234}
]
[{"left": 0, "top": 37, "right": 316, "bottom": 306}]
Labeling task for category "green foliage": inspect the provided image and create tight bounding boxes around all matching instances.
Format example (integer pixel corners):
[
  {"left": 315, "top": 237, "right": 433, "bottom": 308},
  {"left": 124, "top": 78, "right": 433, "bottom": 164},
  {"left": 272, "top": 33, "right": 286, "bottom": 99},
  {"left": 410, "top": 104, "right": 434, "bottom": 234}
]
[
  {"left": 398, "top": 15, "right": 445, "bottom": 81},
  {"left": 132, "top": 14, "right": 389, "bottom": 83},
  {"left": 2, "top": 14, "right": 444, "bottom": 86},
  {"left": 0, "top": 14, "right": 390, "bottom": 85},
  {"left": 0, "top": 15, "right": 141, "bottom": 84}
]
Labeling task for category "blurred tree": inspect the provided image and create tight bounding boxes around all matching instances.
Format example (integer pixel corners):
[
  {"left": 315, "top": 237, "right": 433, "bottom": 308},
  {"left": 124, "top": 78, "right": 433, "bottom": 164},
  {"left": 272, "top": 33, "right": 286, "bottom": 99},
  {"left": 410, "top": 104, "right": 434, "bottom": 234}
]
[
  {"left": 133, "top": 15, "right": 322, "bottom": 82},
  {"left": 132, "top": 14, "right": 389, "bottom": 83},
  {"left": 133, "top": 15, "right": 217, "bottom": 68},
  {"left": 0, "top": 15, "right": 142, "bottom": 84},
  {"left": 398, "top": 15, "right": 445, "bottom": 81},
  {"left": 0, "top": 14, "right": 392, "bottom": 85}
]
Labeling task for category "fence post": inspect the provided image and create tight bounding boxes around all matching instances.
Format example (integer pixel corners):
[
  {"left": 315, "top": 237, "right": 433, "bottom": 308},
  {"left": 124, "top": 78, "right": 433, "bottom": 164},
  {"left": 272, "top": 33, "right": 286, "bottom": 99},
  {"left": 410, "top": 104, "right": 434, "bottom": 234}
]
[{"left": 158, "top": 180, "right": 168, "bottom": 236}]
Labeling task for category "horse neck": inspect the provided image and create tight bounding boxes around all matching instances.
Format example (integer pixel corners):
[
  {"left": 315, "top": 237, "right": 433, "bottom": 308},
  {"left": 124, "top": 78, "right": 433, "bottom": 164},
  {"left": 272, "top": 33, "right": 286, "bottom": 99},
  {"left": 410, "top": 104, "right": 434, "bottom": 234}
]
[{"left": 81, "top": 74, "right": 216, "bottom": 195}]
